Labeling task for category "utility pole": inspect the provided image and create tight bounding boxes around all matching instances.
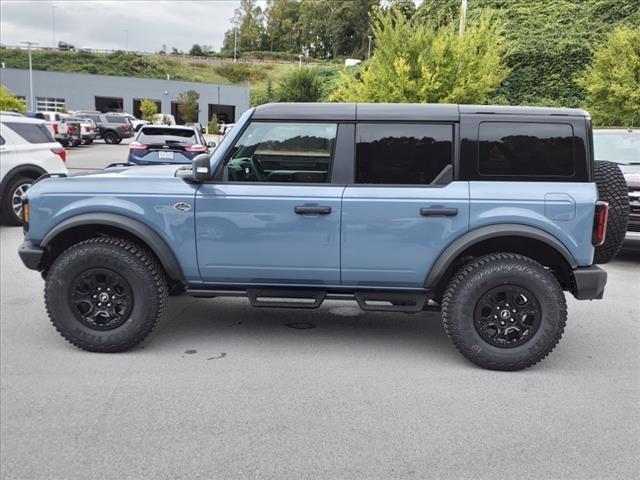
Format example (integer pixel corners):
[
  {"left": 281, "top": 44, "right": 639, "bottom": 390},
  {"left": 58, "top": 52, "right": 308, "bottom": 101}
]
[
  {"left": 298, "top": 54, "right": 303, "bottom": 69},
  {"left": 233, "top": 28, "right": 237, "bottom": 61},
  {"left": 19, "top": 41, "right": 38, "bottom": 111},
  {"left": 51, "top": 5, "right": 57, "bottom": 48},
  {"left": 367, "top": 35, "right": 372, "bottom": 59},
  {"left": 459, "top": 0, "right": 468, "bottom": 35}
]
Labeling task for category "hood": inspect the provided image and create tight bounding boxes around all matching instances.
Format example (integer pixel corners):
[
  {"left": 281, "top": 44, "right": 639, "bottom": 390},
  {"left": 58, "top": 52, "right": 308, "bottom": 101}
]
[{"left": 71, "top": 164, "right": 183, "bottom": 179}]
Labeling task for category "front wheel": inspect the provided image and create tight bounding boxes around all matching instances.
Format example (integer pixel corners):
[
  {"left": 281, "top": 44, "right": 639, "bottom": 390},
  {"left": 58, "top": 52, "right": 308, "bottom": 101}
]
[
  {"left": 45, "top": 237, "right": 168, "bottom": 352},
  {"left": 441, "top": 253, "right": 567, "bottom": 371}
]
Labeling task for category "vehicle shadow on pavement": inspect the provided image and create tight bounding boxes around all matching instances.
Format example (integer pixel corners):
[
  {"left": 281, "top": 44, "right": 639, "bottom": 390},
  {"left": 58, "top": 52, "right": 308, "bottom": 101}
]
[{"left": 148, "top": 296, "right": 464, "bottom": 363}]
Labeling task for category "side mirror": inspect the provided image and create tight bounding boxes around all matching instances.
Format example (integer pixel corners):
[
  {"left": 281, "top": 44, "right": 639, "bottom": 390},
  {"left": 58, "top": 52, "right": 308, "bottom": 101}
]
[
  {"left": 192, "top": 154, "right": 213, "bottom": 182},
  {"left": 207, "top": 141, "right": 216, "bottom": 148}
]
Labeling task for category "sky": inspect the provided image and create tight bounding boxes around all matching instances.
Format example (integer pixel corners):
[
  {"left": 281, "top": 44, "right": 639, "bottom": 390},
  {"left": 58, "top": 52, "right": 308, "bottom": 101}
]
[{"left": 0, "top": 0, "right": 248, "bottom": 53}]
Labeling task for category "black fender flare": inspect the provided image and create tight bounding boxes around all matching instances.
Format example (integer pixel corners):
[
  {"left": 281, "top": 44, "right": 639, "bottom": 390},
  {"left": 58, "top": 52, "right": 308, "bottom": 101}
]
[
  {"left": 0, "top": 164, "right": 47, "bottom": 197},
  {"left": 424, "top": 224, "right": 578, "bottom": 289},
  {"left": 40, "top": 213, "right": 184, "bottom": 281}
]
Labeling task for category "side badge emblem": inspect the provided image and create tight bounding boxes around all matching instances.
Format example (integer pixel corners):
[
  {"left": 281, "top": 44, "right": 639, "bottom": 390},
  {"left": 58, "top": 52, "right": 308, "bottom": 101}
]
[{"left": 174, "top": 202, "right": 191, "bottom": 212}]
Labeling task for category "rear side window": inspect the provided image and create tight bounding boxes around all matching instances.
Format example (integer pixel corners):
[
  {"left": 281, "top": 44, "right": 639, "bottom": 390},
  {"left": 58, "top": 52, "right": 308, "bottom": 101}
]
[
  {"left": 105, "top": 115, "right": 129, "bottom": 124},
  {"left": 355, "top": 124, "right": 453, "bottom": 184},
  {"left": 5, "top": 122, "right": 54, "bottom": 143},
  {"left": 138, "top": 128, "right": 196, "bottom": 145},
  {"left": 479, "top": 122, "right": 575, "bottom": 177}
]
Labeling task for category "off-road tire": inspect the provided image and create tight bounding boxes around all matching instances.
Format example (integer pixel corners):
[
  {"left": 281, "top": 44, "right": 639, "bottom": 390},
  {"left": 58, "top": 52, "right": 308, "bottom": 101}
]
[
  {"left": 1, "top": 175, "right": 32, "bottom": 226},
  {"left": 45, "top": 237, "right": 168, "bottom": 352},
  {"left": 71, "top": 139, "right": 82, "bottom": 147},
  {"left": 441, "top": 253, "right": 567, "bottom": 371},
  {"left": 115, "top": 137, "right": 123, "bottom": 144},
  {"left": 103, "top": 131, "right": 118, "bottom": 144},
  {"left": 594, "top": 160, "right": 629, "bottom": 264}
]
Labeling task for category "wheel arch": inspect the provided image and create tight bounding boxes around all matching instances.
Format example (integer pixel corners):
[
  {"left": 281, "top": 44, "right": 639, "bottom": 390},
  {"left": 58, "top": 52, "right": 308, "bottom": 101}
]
[
  {"left": 426, "top": 224, "right": 578, "bottom": 296},
  {"left": 0, "top": 164, "right": 47, "bottom": 197},
  {"left": 40, "top": 213, "right": 184, "bottom": 281}
]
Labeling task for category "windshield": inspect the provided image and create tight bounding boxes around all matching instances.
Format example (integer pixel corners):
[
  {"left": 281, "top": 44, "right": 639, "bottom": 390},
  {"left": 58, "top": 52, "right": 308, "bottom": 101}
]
[{"left": 593, "top": 131, "right": 640, "bottom": 164}]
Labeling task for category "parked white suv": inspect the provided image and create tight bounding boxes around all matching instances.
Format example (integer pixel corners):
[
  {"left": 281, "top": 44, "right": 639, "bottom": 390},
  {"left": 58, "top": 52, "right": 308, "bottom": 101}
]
[{"left": 0, "top": 115, "right": 68, "bottom": 225}]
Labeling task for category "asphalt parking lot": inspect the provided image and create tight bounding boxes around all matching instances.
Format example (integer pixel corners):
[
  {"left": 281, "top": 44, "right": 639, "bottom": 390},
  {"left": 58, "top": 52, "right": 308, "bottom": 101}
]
[
  {"left": 1, "top": 143, "right": 639, "bottom": 479},
  {"left": 65, "top": 138, "right": 133, "bottom": 173}
]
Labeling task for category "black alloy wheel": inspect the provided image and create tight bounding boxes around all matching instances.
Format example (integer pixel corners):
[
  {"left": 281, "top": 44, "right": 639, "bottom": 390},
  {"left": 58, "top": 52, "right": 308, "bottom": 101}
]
[
  {"left": 69, "top": 268, "right": 133, "bottom": 330},
  {"left": 473, "top": 285, "right": 541, "bottom": 348}
]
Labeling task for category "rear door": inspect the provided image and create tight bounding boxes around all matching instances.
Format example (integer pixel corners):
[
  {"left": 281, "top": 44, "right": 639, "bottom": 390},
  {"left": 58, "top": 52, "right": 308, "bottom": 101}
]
[
  {"left": 341, "top": 123, "right": 469, "bottom": 288},
  {"left": 196, "top": 121, "right": 349, "bottom": 285}
]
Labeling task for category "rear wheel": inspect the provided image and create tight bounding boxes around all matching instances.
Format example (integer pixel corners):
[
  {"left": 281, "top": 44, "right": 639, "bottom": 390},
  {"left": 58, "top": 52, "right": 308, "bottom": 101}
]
[
  {"left": 441, "top": 253, "right": 566, "bottom": 371},
  {"left": 103, "top": 131, "right": 118, "bottom": 144},
  {"left": 594, "top": 160, "right": 629, "bottom": 264},
  {"left": 45, "top": 237, "right": 168, "bottom": 352},
  {"left": 1, "top": 175, "right": 32, "bottom": 226}
]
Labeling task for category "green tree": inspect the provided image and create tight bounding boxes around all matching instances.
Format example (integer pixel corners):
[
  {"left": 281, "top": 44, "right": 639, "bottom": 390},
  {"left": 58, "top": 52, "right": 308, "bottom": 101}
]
[
  {"left": 264, "top": 0, "right": 302, "bottom": 52},
  {"left": 208, "top": 114, "right": 220, "bottom": 134},
  {"left": 581, "top": 26, "right": 640, "bottom": 126},
  {"left": 189, "top": 44, "right": 204, "bottom": 56},
  {"left": 276, "top": 67, "right": 325, "bottom": 102},
  {"left": 139, "top": 99, "right": 158, "bottom": 121},
  {"left": 0, "top": 85, "right": 27, "bottom": 113},
  {"left": 332, "top": 9, "right": 508, "bottom": 104},
  {"left": 223, "top": 0, "right": 266, "bottom": 52},
  {"left": 385, "top": 0, "right": 417, "bottom": 20},
  {"left": 176, "top": 90, "right": 200, "bottom": 123}
]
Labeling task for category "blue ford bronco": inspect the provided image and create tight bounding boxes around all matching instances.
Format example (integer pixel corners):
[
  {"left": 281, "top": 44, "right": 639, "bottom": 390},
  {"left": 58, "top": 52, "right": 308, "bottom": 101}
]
[{"left": 18, "top": 103, "right": 629, "bottom": 370}]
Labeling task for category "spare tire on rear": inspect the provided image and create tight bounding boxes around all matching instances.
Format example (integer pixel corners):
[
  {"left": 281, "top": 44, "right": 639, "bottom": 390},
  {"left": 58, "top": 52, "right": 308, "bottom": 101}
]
[{"left": 594, "top": 160, "right": 629, "bottom": 264}]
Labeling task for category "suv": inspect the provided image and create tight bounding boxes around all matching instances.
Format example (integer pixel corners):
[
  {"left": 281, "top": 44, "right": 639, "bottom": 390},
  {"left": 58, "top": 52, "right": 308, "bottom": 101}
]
[
  {"left": 17, "top": 103, "right": 629, "bottom": 370},
  {"left": 128, "top": 125, "right": 214, "bottom": 165},
  {"left": 75, "top": 112, "right": 134, "bottom": 144},
  {"left": 0, "top": 114, "right": 67, "bottom": 225}
]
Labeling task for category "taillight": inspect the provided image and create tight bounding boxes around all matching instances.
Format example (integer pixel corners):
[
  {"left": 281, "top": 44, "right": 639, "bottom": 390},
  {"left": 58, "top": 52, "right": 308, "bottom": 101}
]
[
  {"left": 51, "top": 147, "right": 67, "bottom": 162},
  {"left": 67, "top": 124, "right": 74, "bottom": 134},
  {"left": 122, "top": 124, "right": 129, "bottom": 132},
  {"left": 52, "top": 123, "right": 59, "bottom": 134},
  {"left": 129, "top": 142, "right": 148, "bottom": 150},
  {"left": 592, "top": 201, "right": 609, "bottom": 246},
  {"left": 185, "top": 144, "right": 207, "bottom": 153}
]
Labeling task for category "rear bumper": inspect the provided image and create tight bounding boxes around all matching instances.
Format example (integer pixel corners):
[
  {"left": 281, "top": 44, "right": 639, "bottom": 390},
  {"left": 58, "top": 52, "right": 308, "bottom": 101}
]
[
  {"left": 572, "top": 266, "right": 607, "bottom": 300},
  {"left": 18, "top": 240, "right": 44, "bottom": 271}
]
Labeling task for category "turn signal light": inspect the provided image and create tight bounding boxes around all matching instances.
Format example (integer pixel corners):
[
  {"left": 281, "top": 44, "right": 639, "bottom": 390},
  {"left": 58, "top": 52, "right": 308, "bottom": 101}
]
[
  {"left": 22, "top": 199, "right": 30, "bottom": 231},
  {"left": 592, "top": 201, "right": 608, "bottom": 246}
]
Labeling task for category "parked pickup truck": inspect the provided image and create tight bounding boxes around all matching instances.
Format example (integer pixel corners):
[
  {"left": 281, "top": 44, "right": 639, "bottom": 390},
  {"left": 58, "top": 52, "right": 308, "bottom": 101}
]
[
  {"left": 17, "top": 103, "right": 628, "bottom": 370},
  {"left": 75, "top": 112, "right": 134, "bottom": 144}
]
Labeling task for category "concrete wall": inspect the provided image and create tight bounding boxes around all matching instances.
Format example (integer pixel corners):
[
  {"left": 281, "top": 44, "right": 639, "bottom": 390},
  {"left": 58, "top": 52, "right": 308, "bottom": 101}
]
[{"left": 0, "top": 68, "right": 250, "bottom": 125}]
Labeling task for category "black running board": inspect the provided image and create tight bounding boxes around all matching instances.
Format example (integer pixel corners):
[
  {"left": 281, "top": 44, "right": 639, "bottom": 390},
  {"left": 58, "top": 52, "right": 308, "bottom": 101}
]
[{"left": 185, "top": 287, "right": 438, "bottom": 312}]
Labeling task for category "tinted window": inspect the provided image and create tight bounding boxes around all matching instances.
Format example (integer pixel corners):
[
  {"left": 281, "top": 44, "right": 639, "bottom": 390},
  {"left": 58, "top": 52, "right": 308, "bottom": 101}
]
[
  {"left": 5, "top": 122, "right": 54, "bottom": 143},
  {"left": 355, "top": 124, "right": 453, "bottom": 184},
  {"left": 105, "top": 115, "right": 129, "bottom": 124},
  {"left": 479, "top": 122, "right": 575, "bottom": 177},
  {"left": 225, "top": 122, "right": 337, "bottom": 183},
  {"left": 138, "top": 128, "right": 196, "bottom": 145},
  {"left": 0, "top": 135, "right": 4, "bottom": 145}
]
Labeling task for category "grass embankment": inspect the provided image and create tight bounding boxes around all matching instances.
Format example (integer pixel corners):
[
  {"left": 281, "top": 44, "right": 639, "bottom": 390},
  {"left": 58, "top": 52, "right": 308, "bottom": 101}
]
[{"left": 0, "top": 48, "right": 338, "bottom": 105}]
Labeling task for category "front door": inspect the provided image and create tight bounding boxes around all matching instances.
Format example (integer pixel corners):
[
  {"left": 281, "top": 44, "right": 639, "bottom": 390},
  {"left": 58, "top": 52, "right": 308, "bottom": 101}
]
[
  {"left": 341, "top": 123, "right": 470, "bottom": 289},
  {"left": 196, "top": 121, "right": 344, "bottom": 285}
]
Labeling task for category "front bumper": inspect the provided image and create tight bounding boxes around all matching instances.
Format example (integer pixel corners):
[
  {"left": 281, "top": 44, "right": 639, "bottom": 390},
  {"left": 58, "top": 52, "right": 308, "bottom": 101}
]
[
  {"left": 18, "top": 240, "right": 44, "bottom": 271},
  {"left": 572, "top": 266, "right": 607, "bottom": 300}
]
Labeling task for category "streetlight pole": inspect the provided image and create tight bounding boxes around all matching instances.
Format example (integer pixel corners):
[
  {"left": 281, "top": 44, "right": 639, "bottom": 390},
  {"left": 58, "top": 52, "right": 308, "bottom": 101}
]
[
  {"left": 19, "top": 41, "right": 38, "bottom": 111},
  {"left": 367, "top": 35, "right": 372, "bottom": 59},
  {"left": 51, "top": 5, "right": 57, "bottom": 48},
  {"left": 298, "top": 54, "right": 303, "bottom": 69},
  {"left": 459, "top": 0, "right": 468, "bottom": 35}
]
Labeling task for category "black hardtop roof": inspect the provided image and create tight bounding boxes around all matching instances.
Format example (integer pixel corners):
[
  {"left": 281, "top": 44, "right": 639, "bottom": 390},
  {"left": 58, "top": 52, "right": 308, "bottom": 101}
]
[{"left": 252, "top": 103, "right": 589, "bottom": 121}]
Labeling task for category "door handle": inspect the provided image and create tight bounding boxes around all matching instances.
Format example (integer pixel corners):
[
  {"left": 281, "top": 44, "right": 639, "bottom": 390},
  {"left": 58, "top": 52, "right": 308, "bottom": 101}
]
[
  {"left": 420, "top": 207, "right": 458, "bottom": 217},
  {"left": 295, "top": 206, "right": 332, "bottom": 215}
]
